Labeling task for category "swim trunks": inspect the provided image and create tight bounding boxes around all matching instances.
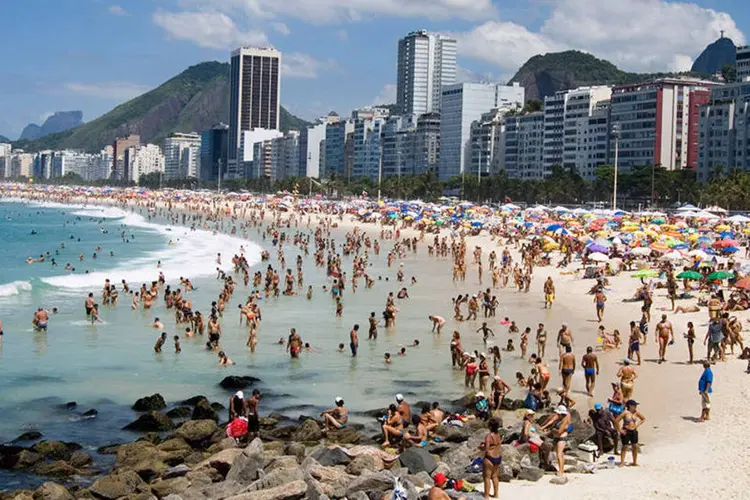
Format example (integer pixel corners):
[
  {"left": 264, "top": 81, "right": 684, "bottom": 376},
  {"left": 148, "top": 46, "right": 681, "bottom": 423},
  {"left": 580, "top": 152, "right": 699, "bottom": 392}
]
[
  {"left": 562, "top": 368, "right": 574, "bottom": 376},
  {"left": 630, "top": 341, "right": 640, "bottom": 352},
  {"left": 584, "top": 368, "right": 596, "bottom": 376},
  {"left": 350, "top": 342, "right": 358, "bottom": 356}
]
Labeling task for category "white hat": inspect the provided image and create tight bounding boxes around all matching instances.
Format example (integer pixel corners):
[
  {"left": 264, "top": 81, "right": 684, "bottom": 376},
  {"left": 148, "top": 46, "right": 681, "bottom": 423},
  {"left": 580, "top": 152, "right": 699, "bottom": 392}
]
[
  {"left": 395, "top": 394, "right": 404, "bottom": 402},
  {"left": 555, "top": 405, "right": 568, "bottom": 415},
  {"left": 475, "top": 392, "right": 485, "bottom": 398},
  {"left": 335, "top": 397, "right": 344, "bottom": 404},
  {"left": 235, "top": 391, "right": 244, "bottom": 399},
  {"left": 480, "top": 352, "right": 487, "bottom": 358}
]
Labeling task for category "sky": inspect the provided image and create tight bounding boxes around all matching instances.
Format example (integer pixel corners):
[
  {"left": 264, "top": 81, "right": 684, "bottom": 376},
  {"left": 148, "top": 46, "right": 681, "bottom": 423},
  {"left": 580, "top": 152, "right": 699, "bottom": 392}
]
[{"left": 0, "top": 0, "right": 748, "bottom": 140}]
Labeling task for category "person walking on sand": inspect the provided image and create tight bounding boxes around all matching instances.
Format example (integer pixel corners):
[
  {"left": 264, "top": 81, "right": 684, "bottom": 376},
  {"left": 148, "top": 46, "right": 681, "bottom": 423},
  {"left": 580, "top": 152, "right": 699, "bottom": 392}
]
[
  {"left": 594, "top": 289, "right": 607, "bottom": 322},
  {"left": 656, "top": 314, "right": 674, "bottom": 364},
  {"left": 628, "top": 320, "right": 642, "bottom": 365},
  {"left": 698, "top": 360, "right": 713, "bottom": 422},
  {"left": 704, "top": 318, "right": 724, "bottom": 362},
  {"left": 617, "top": 359, "right": 637, "bottom": 400},
  {"left": 582, "top": 346, "right": 600, "bottom": 396},
  {"left": 544, "top": 277, "right": 555, "bottom": 309},
  {"left": 559, "top": 345, "right": 575, "bottom": 394},
  {"left": 616, "top": 400, "right": 645, "bottom": 467}
]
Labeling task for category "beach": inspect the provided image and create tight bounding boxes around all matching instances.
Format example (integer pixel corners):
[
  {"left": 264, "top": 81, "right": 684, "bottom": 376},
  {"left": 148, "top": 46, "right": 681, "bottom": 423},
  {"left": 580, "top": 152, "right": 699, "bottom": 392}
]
[{"left": 0, "top": 186, "right": 749, "bottom": 499}]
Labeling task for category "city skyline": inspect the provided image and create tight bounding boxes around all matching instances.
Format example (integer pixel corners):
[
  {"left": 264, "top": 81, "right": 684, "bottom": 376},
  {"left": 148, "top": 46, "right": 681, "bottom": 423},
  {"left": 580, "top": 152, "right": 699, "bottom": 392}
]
[{"left": 0, "top": 0, "right": 748, "bottom": 139}]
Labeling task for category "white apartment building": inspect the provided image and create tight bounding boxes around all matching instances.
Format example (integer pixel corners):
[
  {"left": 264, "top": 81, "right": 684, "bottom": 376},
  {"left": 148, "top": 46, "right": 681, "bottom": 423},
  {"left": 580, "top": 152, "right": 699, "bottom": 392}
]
[
  {"left": 397, "top": 30, "right": 457, "bottom": 116},
  {"left": 0, "top": 143, "right": 11, "bottom": 177},
  {"left": 298, "top": 123, "right": 326, "bottom": 178},
  {"left": 163, "top": 133, "right": 201, "bottom": 180},
  {"left": 439, "top": 83, "right": 525, "bottom": 180},
  {"left": 10, "top": 152, "right": 34, "bottom": 178},
  {"left": 126, "top": 144, "right": 165, "bottom": 183},
  {"left": 737, "top": 46, "right": 750, "bottom": 82}
]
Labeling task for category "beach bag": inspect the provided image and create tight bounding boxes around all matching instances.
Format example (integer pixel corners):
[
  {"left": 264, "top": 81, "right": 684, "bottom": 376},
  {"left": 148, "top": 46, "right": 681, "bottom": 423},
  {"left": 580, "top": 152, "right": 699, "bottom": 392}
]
[
  {"left": 392, "top": 478, "right": 408, "bottom": 500},
  {"left": 465, "top": 457, "right": 483, "bottom": 474},
  {"left": 226, "top": 417, "right": 248, "bottom": 438},
  {"left": 524, "top": 392, "right": 539, "bottom": 411}
]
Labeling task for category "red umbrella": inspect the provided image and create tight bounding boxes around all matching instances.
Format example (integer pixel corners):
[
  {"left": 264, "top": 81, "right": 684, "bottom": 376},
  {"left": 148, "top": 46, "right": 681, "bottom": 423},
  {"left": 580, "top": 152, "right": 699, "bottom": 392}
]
[
  {"left": 734, "top": 277, "right": 750, "bottom": 290},
  {"left": 714, "top": 239, "right": 739, "bottom": 248}
]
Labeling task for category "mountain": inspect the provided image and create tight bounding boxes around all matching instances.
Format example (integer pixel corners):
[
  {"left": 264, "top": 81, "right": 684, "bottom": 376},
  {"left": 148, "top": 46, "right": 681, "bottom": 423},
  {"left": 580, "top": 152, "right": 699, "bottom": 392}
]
[
  {"left": 13, "top": 62, "right": 311, "bottom": 153},
  {"left": 20, "top": 111, "right": 84, "bottom": 141},
  {"left": 509, "top": 50, "right": 709, "bottom": 101},
  {"left": 691, "top": 36, "right": 736, "bottom": 75},
  {"left": 0, "top": 135, "right": 9, "bottom": 143}
]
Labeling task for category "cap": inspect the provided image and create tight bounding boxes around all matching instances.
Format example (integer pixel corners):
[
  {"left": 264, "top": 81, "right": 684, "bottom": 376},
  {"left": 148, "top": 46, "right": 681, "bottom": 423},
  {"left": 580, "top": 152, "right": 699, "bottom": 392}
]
[
  {"left": 555, "top": 405, "right": 568, "bottom": 415},
  {"left": 475, "top": 392, "right": 485, "bottom": 398},
  {"left": 335, "top": 397, "right": 344, "bottom": 404},
  {"left": 594, "top": 403, "right": 603, "bottom": 410},
  {"left": 623, "top": 358, "right": 631, "bottom": 365},
  {"left": 626, "top": 399, "right": 638, "bottom": 407},
  {"left": 433, "top": 472, "right": 448, "bottom": 486},
  {"left": 235, "top": 391, "right": 244, "bottom": 399},
  {"left": 395, "top": 394, "right": 404, "bottom": 402}
]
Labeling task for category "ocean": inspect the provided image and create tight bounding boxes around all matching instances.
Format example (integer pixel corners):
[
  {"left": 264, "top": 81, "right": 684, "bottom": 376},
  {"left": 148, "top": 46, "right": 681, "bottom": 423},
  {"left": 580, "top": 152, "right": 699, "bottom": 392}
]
[{"left": 0, "top": 200, "right": 578, "bottom": 490}]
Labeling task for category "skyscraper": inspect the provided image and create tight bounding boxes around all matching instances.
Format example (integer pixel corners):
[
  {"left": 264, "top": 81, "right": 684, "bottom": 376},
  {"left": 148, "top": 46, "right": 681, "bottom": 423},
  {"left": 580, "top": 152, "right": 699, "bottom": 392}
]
[
  {"left": 397, "top": 30, "right": 457, "bottom": 117},
  {"left": 228, "top": 46, "right": 281, "bottom": 177}
]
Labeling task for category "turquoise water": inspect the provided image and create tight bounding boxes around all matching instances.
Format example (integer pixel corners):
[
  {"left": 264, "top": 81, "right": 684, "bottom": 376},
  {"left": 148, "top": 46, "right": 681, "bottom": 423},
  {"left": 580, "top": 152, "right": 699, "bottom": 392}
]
[{"left": 0, "top": 201, "right": 583, "bottom": 490}]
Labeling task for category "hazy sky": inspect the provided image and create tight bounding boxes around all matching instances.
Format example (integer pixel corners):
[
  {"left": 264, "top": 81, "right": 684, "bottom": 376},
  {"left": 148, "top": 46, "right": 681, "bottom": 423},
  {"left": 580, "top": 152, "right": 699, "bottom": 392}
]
[{"left": 0, "top": 0, "right": 747, "bottom": 139}]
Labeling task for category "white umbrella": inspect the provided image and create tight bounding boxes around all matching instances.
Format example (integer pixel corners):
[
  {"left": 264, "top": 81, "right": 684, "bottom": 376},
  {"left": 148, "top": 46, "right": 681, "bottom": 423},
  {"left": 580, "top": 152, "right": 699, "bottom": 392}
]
[
  {"left": 631, "top": 247, "right": 651, "bottom": 256},
  {"left": 688, "top": 249, "right": 710, "bottom": 260},
  {"left": 501, "top": 203, "right": 520, "bottom": 210},
  {"left": 677, "top": 203, "right": 699, "bottom": 211},
  {"left": 726, "top": 214, "right": 750, "bottom": 223},
  {"left": 553, "top": 206, "right": 569, "bottom": 212},
  {"left": 661, "top": 251, "right": 685, "bottom": 262},
  {"left": 588, "top": 252, "right": 610, "bottom": 262}
]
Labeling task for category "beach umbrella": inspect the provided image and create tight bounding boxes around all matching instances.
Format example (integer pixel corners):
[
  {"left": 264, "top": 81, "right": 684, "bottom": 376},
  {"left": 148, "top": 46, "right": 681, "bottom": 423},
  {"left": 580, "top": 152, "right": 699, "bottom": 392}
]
[
  {"left": 723, "top": 247, "right": 740, "bottom": 253},
  {"left": 588, "top": 252, "right": 610, "bottom": 262},
  {"left": 631, "top": 270, "right": 659, "bottom": 278},
  {"left": 471, "top": 221, "right": 483, "bottom": 227},
  {"left": 587, "top": 243, "right": 610, "bottom": 254},
  {"left": 734, "top": 277, "right": 750, "bottom": 290},
  {"left": 688, "top": 249, "right": 710, "bottom": 260},
  {"left": 661, "top": 251, "right": 685, "bottom": 262},
  {"left": 676, "top": 270, "right": 702, "bottom": 280},
  {"left": 707, "top": 271, "right": 733, "bottom": 281},
  {"left": 714, "top": 239, "right": 739, "bottom": 248},
  {"left": 630, "top": 247, "right": 651, "bottom": 256},
  {"left": 726, "top": 214, "right": 750, "bottom": 223}
]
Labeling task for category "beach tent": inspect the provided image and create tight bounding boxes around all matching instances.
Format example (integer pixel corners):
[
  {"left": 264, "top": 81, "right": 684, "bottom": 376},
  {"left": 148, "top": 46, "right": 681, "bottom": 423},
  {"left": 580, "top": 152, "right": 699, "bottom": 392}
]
[{"left": 676, "top": 203, "right": 699, "bottom": 211}]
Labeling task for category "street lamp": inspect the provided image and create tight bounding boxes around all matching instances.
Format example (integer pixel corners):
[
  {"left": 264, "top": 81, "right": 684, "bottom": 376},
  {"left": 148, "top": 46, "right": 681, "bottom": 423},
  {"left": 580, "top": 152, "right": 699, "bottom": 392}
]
[{"left": 611, "top": 123, "right": 620, "bottom": 210}]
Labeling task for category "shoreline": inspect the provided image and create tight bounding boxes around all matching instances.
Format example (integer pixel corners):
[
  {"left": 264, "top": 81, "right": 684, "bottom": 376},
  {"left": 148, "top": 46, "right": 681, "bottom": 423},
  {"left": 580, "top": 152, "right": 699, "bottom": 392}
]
[{"left": 1, "top": 188, "right": 749, "bottom": 499}]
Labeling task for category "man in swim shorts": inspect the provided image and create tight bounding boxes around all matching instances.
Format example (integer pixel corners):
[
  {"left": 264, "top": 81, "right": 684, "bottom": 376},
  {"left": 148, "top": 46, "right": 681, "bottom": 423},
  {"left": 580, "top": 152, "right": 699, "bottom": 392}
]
[
  {"left": 581, "top": 346, "right": 600, "bottom": 396},
  {"left": 559, "top": 345, "right": 576, "bottom": 394}
]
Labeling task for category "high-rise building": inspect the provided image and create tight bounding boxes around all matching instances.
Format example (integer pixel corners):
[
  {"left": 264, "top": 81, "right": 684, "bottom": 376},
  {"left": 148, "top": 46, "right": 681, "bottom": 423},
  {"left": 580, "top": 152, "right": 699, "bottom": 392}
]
[
  {"left": 0, "top": 143, "right": 10, "bottom": 178},
  {"left": 323, "top": 119, "right": 354, "bottom": 178},
  {"left": 439, "top": 83, "right": 524, "bottom": 180},
  {"left": 125, "top": 144, "right": 165, "bottom": 183},
  {"left": 397, "top": 30, "right": 457, "bottom": 117},
  {"left": 503, "top": 112, "right": 545, "bottom": 179},
  {"left": 228, "top": 46, "right": 281, "bottom": 176},
  {"left": 353, "top": 116, "right": 386, "bottom": 180},
  {"left": 737, "top": 46, "right": 750, "bottom": 82},
  {"left": 163, "top": 133, "right": 201, "bottom": 180},
  {"left": 200, "top": 123, "right": 229, "bottom": 182},
  {"left": 609, "top": 78, "right": 713, "bottom": 171},
  {"left": 238, "top": 129, "right": 283, "bottom": 177},
  {"left": 112, "top": 135, "right": 140, "bottom": 180},
  {"left": 414, "top": 112, "right": 440, "bottom": 175},
  {"left": 298, "top": 123, "right": 326, "bottom": 178},
  {"left": 10, "top": 151, "right": 34, "bottom": 178},
  {"left": 469, "top": 108, "right": 507, "bottom": 178}
]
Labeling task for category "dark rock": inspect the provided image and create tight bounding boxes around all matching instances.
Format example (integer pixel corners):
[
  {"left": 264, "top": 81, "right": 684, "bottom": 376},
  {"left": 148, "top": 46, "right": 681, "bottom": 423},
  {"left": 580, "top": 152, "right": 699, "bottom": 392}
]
[
  {"left": 345, "top": 454, "right": 383, "bottom": 475},
  {"left": 450, "top": 392, "right": 477, "bottom": 409},
  {"left": 218, "top": 375, "right": 260, "bottom": 390},
  {"left": 97, "top": 443, "right": 122, "bottom": 455},
  {"left": 82, "top": 409, "right": 99, "bottom": 418},
  {"left": 399, "top": 447, "right": 437, "bottom": 475},
  {"left": 31, "top": 441, "right": 81, "bottom": 461},
  {"left": 265, "top": 425, "right": 297, "bottom": 440},
  {"left": 89, "top": 470, "right": 146, "bottom": 500},
  {"left": 162, "top": 464, "right": 191, "bottom": 479},
  {"left": 345, "top": 470, "right": 395, "bottom": 497},
  {"left": 291, "top": 419, "right": 322, "bottom": 442},
  {"left": 268, "top": 412, "right": 290, "bottom": 422},
  {"left": 210, "top": 402, "right": 225, "bottom": 412},
  {"left": 65, "top": 402, "right": 77, "bottom": 410},
  {"left": 310, "top": 447, "right": 350, "bottom": 467},
  {"left": 260, "top": 417, "right": 279, "bottom": 428},
  {"left": 175, "top": 420, "right": 217, "bottom": 446},
  {"left": 435, "top": 424, "right": 470, "bottom": 443},
  {"left": 136, "top": 432, "right": 162, "bottom": 444},
  {"left": 180, "top": 395, "right": 208, "bottom": 406},
  {"left": 225, "top": 438, "right": 265, "bottom": 484},
  {"left": 69, "top": 451, "right": 93, "bottom": 468},
  {"left": 191, "top": 401, "right": 218, "bottom": 422},
  {"left": 34, "top": 481, "right": 75, "bottom": 500},
  {"left": 15, "top": 450, "right": 44, "bottom": 469},
  {"left": 518, "top": 464, "right": 545, "bottom": 481},
  {"left": 166, "top": 407, "right": 193, "bottom": 419},
  {"left": 123, "top": 412, "right": 174, "bottom": 432},
  {"left": 324, "top": 428, "right": 360, "bottom": 445},
  {"left": 132, "top": 394, "right": 167, "bottom": 412},
  {"left": 15, "top": 431, "right": 43, "bottom": 442},
  {"left": 32, "top": 460, "right": 80, "bottom": 477}
]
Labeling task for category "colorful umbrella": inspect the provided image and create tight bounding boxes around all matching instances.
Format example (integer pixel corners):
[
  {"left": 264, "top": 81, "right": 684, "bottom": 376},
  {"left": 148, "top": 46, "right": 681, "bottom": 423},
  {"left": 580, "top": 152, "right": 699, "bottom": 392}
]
[
  {"left": 676, "top": 270, "right": 702, "bottom": 280},
  {"left": 707, "top": 271, "right": 734, "bottom": 281},
  {"left": 631, "top": 270, "right": 659, "bottom": 278}
]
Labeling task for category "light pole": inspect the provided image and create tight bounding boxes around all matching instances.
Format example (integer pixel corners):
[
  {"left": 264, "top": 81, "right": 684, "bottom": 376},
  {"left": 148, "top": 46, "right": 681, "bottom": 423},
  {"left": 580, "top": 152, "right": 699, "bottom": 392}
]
[{"left": 611, "top": 123, "right": 620, "bottom": 210}]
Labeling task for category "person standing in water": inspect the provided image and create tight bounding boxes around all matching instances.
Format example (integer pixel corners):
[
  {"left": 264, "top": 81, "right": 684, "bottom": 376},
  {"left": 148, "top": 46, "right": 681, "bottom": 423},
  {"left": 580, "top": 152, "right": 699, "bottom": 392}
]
[{"left": 349, "top": 324, "right": 359, "bottom": 357}]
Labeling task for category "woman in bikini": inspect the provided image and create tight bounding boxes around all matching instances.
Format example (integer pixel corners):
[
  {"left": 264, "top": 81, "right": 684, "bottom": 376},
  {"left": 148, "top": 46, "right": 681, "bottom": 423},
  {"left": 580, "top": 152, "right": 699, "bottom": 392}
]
[
  {"left": 541, "top": 405, "right": 573, "bottom": 477},
  {"left": 616, "top": 400, "right": 645, "bottom": 467},
  {"left": 480, "top": 418, "right": 502, "bottom": 499},
  {"left": 381, "top": 404, "right": 404, "bottom": 447},
  {"left": 321, "top": 397, "right": 348, "bottom": 432}
]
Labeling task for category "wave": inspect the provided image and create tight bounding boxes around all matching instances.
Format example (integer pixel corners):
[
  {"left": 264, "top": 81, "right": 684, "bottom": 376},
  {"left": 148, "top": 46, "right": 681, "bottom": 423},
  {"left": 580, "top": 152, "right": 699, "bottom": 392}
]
[
  {"left": 40, "top": 207, "right": 261, "bottom": 290},
  {"left": 0, "top": 280, "right": 32, "bottom": 297}
]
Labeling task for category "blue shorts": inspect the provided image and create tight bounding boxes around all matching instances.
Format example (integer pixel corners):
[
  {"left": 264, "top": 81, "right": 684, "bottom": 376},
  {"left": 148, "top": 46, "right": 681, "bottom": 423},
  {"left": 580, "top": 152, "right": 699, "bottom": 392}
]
[
  {"left": 630, "top": 341, "right": 640, "bottom": 352},
  {"left": 584, "top": 368, "right": 596, "bottom": 376}
]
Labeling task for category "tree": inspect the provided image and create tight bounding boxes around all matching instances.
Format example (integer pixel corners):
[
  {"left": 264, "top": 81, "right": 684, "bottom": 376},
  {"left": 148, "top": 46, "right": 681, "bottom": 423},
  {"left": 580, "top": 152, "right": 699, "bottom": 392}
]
[{"left": 722, "top": 64, "right": 737, "bottom": 83}]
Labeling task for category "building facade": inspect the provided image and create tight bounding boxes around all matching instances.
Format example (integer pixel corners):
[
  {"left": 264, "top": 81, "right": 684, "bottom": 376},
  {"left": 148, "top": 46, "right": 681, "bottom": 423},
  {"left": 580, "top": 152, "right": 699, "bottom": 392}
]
[
  {"left": 737, "top": 46, "right": 750, "bottom": 82},
  {"left": 200, "top": 123, "right": 229, "bottom": 182},
  {"left": 163, "top": 133, "right": 201, "bottom": 180},
  {"left": 396, "top": 30, "right": 457, "bottom": 117},
  {"left": 298, "top": 123, "right": 326, "bottom": 178},
  {"left": 112, "top": 135, "right": 140, "bottom": 180},
  {"left": 125, "top": 144, "right": 165, "bottom": 183},
  {"left": 503, "top": 112, "right": 545, "bottom": 179},
  {"left": 228, "top": 46, "right": 281, "bottom": 176},
  {"left": 323, "top": 119, "right": 354, "bottom": 178}
]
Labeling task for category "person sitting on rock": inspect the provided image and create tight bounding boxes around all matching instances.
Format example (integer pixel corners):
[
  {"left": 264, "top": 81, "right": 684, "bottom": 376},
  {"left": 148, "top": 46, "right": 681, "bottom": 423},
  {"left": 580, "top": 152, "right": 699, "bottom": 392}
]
[{"left": 320, "top": 397, "right": 348, "bottom": 432}]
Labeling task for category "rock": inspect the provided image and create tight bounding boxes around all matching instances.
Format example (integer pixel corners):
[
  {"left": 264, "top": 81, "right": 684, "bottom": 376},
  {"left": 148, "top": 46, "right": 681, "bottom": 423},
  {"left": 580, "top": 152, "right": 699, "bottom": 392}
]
[
  {"left": 499, "top": 464, "right": 514, "bottom": 483},
  {"left": 264, "top": 426, "right": 296, "bottom": 440},
  {"left": 303, "top": 459, "right": 354, "bottom": 496},
  {"left": 132, "top": 394, "right": 167, "bottom": 412},
  {"left": 345, "top": 470, "right": 395, "bottom": 497},
  {"left": 166, "top": 407, "right": 193, "bottom": 420},
  {"left": 32, "top": 441, "right": 80, "bottom": 461},
  {"left": 65, "top": 402, "right": 77, "bottom": 409},
  {"left": 114, "top": 441, "right": 167, "bottom": 479},
  {"left": 323, "top": 428, "right": 360, "bottom": 445},
  {"left": 225, "top": 438, "right": 265, "bottom": 484},
  {"left": 150, "top": 477, "right": 190, "bottom": 498},
  {"left": 136, "top": 432, "right": 162, "bottom": 445},
  {"left": 550, "top": 476, "right": 569, "bottom": 485},
  {"left": 207, "top": 438, "right": 239, "bottom": 454},
  {"left": 284, "top": 442, "right": 305, "bottom": 462},
  {"left": 501, "top": 444, "right": 522, "bottom": 474},
  {"left": 163, "top": 464, "right": 191, "bottom": 479},
  {"left": 310, "top": 447, "right": 350, "bottom": 467},
  {"left": 399, "top": 447, "right": 437, "bottom": 475},
  {"left": 190, "top": 401, "right": 218, "bottom": 422},
  {"left": 181, "top": 395, "right": 208, "bottom": 406},
  {"left": 32, "top": 461, "right": 80, "bottom": 478},
  {"left": 34, "top": 482, "right": 75, "bottom": 500},
  {"left": 219, "top": 376, "right": 260, "bottom": 390},
  {"left": 195, "top": 448, "right": 243, "bottom": 477},
  {"left": 291, "top": 420, "right": 322, "bottom": 442},
  {"left": 123, "top": 412, "right": 174, "bottom": 432},
  {"left": 97, "top": 443, "right": 122, "bottom": 455},
  {"left": 225, "top": 479, "right": 306, "bottom": 500},
  {"left": 69, "top": 451, "right": 93, "bottom": 468},
  {"left": 185, "top": 469, "right": 213, "bottom": 487},
  {"left": 405, "top": 471, "right": 434, "bottom": 488},
  {"left": 259, "top": 418, "right": 279, "bottom": 429},
  {"left": 450, "top": 392, "right": 477, "bottom": 409},
  {"left": 518, "top": 464, "right": 545, "bottom": 481},
  {"left": 89, "top": 470, "right": 146, "bottom": 500},
  {"left": 435, "top": 424, "right": 470, "bottom": 443},
  {"left": 82, "top": 409, "right": 99, "bottom": 418},
  {"left": 200, "top": 480, "right": 244, "bottom": 500},
  {"left": 210, "top": 402, "right": 225, "bottom": 412},
  {"left": 183, "top": 451, "right": 207, "bottom": 467},
  {"left": 15, "top": 431, "right": 43, "bottom": 442},
  {"left": 157, "top": 438, "right": 192, "bottom": 454},
  {"left": 244, "top": 466, "right": 303, "bottom": 491},
  {"left": 175, "top": 420, "right": 217, "bottom": 446},
  {"left": 345, "top": 454, "right": 383, "bottom": 475},
  {"left": 264, "top": 456, "right": 299, "bottom": 473},
  {"left": 15, "top": 450, "right": 44, "bottom": 469}
]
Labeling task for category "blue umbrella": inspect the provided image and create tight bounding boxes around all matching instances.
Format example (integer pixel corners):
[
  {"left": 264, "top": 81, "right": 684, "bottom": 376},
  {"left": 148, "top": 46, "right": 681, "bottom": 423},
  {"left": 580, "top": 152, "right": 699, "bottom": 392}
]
[
  {"left": 724, "top": 247, "right": 739, "bottom": 253},
  {"left": 587, "top": 244, "right": 610, "bottom": 254},
  {"left": 471, "top": 221, "right": 483, "bottom": 227},
  {"left": 720, "top": 231, "right": 735, "bottom": 239},
  {"left": 546, "top": 224, "right": 563, "bottom": 231}
]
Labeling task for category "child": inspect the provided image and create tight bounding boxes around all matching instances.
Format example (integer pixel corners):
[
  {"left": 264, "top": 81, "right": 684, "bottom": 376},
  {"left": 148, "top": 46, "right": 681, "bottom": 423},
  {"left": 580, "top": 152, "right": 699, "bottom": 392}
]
[
  {"left": 685, "top": 321, "right": 696, "bottom": 364},
  {"left": 154, "top": 332, "right": 167, "bottom": 353},
  {"left": 520, "top": 328, "right": 530, "bottom": 357},
  {"left": 515, "top": 371, "right": 527, "bottom": 387},
  {"left": 337, "top": 343, "right": 345, "bottom": 352},
  {"left": 384, "top": 352, "right": 392, "bottom": 364},
  {"left": 174, "top": 335, "right": 181, "bottom": 354},
  {"left": 508, "top": 321, "right": 519, "bottom": 334},
  {"left": 504, "top": 339, "right": 515, "bottom": 352}
]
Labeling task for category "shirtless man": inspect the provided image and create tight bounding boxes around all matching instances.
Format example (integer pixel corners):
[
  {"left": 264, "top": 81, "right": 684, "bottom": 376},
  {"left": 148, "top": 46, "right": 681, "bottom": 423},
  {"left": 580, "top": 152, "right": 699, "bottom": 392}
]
[
  {"left": 33, "top": 308, "right": 49, "bottom": 331},
  {"left": 429, "top": 315, "right": 446, "bottom": 334},
  {"left": 396, "top": 394, "right": 412, "bottom": 428},
  {"left": 617, "top": 359, "right": 638, "bottom": 400},
  {"left": 559, "top": 345, "right": 575, "bottom": 394},
  {"left": 582, "top": 346, "right": 600, "bottom": 396},
  {"left": 557, "top": 323, "right": 573, "bottom": 356},
  {"left": 655, "top": 314, "right": 675, "bottom": 364},
  {"left": 349, "top": 324, "right": 359, "bottom": 357},
  {"left": 85, "top": 293, "right": 95, "bottom": 316},
  {"left": 207, "top": 315, "right": 221, "bottom": 350},
  {"left": 544, "top": 277, "right": 555, "bottom": 309},
  {"left": 152, "top": 317, "right": 164, "bottom": 330},
  {"left": 154, "top": 332, "right": 167, "bottom": 353},
  {"left": 594, "top": 289, "right": 607, "bottom": 322},
  {"left": 368, "top": 312, "right": 378, "bottom": 340}
]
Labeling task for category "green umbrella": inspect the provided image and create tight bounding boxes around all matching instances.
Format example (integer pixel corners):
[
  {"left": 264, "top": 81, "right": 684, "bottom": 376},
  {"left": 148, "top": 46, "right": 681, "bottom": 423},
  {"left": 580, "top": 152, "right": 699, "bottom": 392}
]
[
  {"left": 676, "top": 270, "right": 702, "bottom": 280},
  {"left": 707, "top": 271, "right": 734, "bottom": 281},
  {"left": 631, "top": 270, "right": 659, "bottom": 278}
]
